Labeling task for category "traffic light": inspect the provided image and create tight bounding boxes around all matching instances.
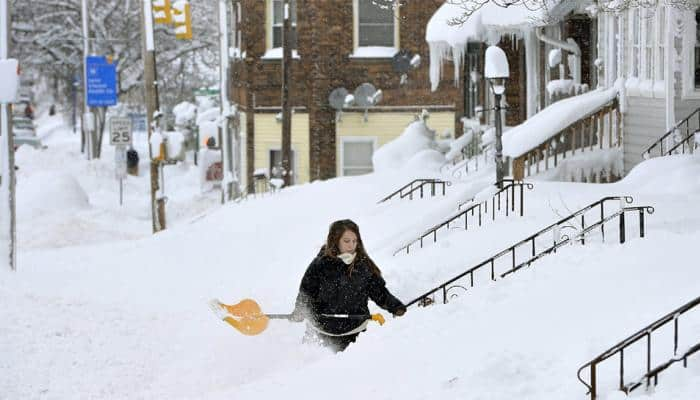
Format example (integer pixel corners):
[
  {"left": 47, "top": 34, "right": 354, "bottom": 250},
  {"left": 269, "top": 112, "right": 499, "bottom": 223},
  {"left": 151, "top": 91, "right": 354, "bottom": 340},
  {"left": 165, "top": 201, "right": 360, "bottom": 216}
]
[
  {"left": 152, "top": 0, "right": 172, "bottom": 24},
  {"left": 172, "top": 0, "right": 192, "bottom": 40}
]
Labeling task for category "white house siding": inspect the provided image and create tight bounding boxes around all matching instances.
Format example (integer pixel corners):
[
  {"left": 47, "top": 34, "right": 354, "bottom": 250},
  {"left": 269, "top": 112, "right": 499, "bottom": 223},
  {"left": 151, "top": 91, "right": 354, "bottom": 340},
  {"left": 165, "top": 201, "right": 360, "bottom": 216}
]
[
  {"left": 623, "top": 96, "right": 666, "bottom": 173},
  {"left": 674, "top": 99, "right": 700, "bottom": 132}
]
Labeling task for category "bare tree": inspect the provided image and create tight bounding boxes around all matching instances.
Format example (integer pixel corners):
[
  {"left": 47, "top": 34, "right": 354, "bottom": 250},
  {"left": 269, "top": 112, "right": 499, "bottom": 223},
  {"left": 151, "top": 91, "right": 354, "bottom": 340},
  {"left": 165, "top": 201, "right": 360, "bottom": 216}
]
[{"left": 9, "top": 0, "right": 219, "bottom": 120}]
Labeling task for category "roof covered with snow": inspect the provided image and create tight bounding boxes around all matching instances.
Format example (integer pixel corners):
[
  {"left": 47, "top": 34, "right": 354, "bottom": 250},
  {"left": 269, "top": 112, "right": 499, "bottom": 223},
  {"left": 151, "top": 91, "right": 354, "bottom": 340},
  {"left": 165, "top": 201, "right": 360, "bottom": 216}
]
[{"left": 426, "top": 0, "right": 580, "bottom": 90}]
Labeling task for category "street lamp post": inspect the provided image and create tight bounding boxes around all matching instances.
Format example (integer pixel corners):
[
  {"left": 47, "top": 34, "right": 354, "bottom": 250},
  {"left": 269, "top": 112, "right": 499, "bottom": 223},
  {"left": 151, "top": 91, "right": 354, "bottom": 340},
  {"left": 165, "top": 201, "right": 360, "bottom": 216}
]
[{"left": 484, "top": 46, "right": 510, "bottom": 189}]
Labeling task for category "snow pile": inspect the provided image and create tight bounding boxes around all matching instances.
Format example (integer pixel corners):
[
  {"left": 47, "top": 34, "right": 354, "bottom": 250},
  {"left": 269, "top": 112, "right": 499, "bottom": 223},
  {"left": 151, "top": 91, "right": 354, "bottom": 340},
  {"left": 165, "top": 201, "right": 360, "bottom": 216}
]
[
  {"left": 172, "top": 101, "right": 197, "bottom": 126},
  {"left": 445, "top": 129, "right": 475, "bottom": 161},
  {"left": 197, "top": 107, "right": 220, "bottom": 144},
  {"left": 547, "top": 79, "right": 573, "bottom": 95},
  {"left": 503, "top": 84, "right": 619, "bottom": 158},
  {"left": 4, "top": 115, "right": 700, "bottom": 400},
  {"left": 372, "top": 121, "right": 442, "bottom": 172},
  {"left": 16, "top": 171, "right": 89, "bottom": 219},
  {"left": 34, "top": 114, "right": 65, "bottom": 141},
  {"left": 534, "top": 147, "right": 623, "bottom": 182}
]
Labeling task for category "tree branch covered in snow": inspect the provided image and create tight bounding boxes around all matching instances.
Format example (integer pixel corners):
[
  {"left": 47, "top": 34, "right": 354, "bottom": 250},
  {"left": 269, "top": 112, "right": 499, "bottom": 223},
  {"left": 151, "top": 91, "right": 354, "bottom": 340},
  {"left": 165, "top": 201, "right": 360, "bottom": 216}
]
[
  {"left": 9, "top": 0, "right": 219, "bottom": 112},
  {"left": 402, "top": 0, "right": 697, "bottom": 27}
]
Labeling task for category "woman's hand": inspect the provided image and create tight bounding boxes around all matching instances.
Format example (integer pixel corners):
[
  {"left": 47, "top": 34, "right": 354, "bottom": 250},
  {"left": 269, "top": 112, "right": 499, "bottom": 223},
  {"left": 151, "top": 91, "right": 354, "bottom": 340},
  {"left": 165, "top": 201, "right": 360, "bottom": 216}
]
[{"left": 289, "top": 309, "right": 305, "bottom": 322}]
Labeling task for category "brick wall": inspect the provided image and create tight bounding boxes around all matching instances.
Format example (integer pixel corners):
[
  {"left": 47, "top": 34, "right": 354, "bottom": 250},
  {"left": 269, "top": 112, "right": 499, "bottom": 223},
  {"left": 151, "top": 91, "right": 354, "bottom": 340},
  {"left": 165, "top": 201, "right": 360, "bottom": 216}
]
[{"left": 232, "top": 0, "right": 461, "bottom": 182}]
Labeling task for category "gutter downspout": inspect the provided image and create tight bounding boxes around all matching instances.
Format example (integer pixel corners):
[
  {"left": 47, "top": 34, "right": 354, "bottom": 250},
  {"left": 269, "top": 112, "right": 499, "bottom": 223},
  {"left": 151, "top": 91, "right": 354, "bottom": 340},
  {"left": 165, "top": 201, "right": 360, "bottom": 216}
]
[{"left": 536, "top": 27, "right": 582, "bottom": 84}]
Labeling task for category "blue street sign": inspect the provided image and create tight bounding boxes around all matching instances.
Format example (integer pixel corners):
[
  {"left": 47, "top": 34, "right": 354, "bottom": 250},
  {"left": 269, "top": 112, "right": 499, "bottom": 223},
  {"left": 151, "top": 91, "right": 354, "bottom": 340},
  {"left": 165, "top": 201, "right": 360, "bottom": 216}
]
[{"left": 86, "top": 56, "right": 118, "bottom": 107}]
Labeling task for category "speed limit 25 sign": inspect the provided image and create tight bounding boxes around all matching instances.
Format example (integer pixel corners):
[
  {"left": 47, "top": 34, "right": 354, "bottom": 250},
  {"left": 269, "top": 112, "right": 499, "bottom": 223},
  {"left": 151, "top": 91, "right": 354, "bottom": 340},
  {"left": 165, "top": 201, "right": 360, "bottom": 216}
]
[{"left": 109, "top": 117, "right": 133, "bottom": 146}]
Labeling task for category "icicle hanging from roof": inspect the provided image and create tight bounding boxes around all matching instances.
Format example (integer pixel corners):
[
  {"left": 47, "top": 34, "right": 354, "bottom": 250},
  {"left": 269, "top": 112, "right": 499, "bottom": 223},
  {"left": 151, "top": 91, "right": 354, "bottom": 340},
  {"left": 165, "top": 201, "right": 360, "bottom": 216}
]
[{"left": 425, "top": 0, "right": 570, "bottom": 91}]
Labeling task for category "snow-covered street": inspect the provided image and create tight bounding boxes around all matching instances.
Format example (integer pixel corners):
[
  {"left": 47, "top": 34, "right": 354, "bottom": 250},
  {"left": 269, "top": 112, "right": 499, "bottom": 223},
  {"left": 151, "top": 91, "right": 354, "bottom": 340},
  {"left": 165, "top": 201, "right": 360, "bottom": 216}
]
[
  {"left": 3, "top": 1, "right": 700, "bottom": 399},
  {"left": 1, "top": 116, "right": 699, "bottom": 399}
]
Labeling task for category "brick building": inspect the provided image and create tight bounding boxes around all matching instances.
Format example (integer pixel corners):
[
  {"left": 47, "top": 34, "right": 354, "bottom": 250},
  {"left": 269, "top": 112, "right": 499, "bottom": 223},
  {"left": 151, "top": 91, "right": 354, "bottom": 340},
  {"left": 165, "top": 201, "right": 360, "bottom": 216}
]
[{"left": 230, "top": 0, "right": 465, "bottom": 189}]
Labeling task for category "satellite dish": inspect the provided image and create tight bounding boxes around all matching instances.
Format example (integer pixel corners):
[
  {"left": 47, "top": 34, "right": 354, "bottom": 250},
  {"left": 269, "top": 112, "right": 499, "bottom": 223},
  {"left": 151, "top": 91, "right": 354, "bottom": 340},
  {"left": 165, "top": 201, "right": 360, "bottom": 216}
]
[
  {"left": 354, "top": 83, "right": 378, "bottom": 108},
  {"left": 392, "top": 50, "right": 412, "bottom": 73},
  {"left": 329, "top": 87, "right": 349, "bottom": 111}
]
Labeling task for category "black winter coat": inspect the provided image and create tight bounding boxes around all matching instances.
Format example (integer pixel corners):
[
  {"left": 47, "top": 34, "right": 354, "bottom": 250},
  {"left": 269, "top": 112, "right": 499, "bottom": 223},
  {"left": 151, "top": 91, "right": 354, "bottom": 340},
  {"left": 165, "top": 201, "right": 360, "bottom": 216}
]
[{"left": 294, "top": 252, "right": 405, "bottom": 336}]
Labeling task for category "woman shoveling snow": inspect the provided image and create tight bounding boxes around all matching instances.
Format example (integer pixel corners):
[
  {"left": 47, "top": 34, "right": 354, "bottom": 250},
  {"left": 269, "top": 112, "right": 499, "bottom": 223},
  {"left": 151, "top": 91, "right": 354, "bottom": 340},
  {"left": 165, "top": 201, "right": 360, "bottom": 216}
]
[{"left": 210, "top": 219, "right": 406, "bottom": 352}]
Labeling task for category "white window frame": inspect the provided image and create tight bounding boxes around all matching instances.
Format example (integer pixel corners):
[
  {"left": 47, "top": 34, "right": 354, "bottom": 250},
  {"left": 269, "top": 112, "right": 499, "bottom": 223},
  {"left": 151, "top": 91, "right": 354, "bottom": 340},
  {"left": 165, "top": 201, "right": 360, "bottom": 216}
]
[
  {"left": 656, "top": 6, "right": 666, "bottom": 82},
  {"left": 629, "top": 8, "right": 641, "bottom": 78},
  {"left": 351, "top": 0, "right": 399, "bottom": 59},
  {"left": 682, "top": 8, "right": 700, "bottom": 99},
  {"left": 230, "top": 1, "right": 243, "bottom": 60},
  {"left": 642, "top": 7, "right": 654, "bottom": 81},
  {"left": 263, "top": 0, "right": 300, "bottom": 60},
  {"left": 268, "top": 147, "right": 297, "bottom": 184},
  {"left": 339, "top": 136, "right": 377, "bottom": 176}
]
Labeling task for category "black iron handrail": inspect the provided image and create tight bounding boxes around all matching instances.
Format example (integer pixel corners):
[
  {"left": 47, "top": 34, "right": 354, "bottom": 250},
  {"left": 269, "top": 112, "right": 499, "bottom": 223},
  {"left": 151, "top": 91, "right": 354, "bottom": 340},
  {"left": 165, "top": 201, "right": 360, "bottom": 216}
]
[
  {"left": 378, "top": 179, "right": 452, "bottom": 203},
  {"left": 665, "top": 132, "right": 698, "bottom": 156},
  {"left": 393, "top": 180, "right": 534, "bottom": 255},
  {"left": 577, "top": 295, "right": 700, "bottom": 400},
  {"left": 406, "top": 197, "right": 652, "bottom": 307},
  {"left": 642, "top": 108, "right": 700, "bottom": 159}
]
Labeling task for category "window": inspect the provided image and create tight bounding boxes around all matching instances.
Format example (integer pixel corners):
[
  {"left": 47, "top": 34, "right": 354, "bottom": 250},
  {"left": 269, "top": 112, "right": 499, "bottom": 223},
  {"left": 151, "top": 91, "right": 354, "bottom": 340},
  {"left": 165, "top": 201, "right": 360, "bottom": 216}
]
[
  {"left": 341, "top": 138, "right": 375, "bottom": 176},
  {"left": 271, "top": 0, "right": 297, "bottom": 49},
  {"left": 657, "top": 7, "right": 665, "bottom": 81},
  {"left": 230, "top": 1, "right": 242, "bottom": 57},
  {"left": 352, "top": 0, "right": 398, "bottom": 57},
  {"left": 644, "top": 8, "right": 654, "bottom": 80},
  {"left": 269, "top": 149, "right": 296, "bottom": 184},
  {"left": 630, "top": 8, "right": 641, "bottom": 77},
  {"left": 358, "top": 0, "right": 394, "bottom": 47}
]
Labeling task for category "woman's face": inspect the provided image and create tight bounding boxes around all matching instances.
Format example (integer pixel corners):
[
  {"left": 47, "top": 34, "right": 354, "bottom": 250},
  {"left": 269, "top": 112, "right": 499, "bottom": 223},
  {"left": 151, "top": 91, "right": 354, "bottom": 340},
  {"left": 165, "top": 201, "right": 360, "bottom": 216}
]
[{"left": 338, "top": 229, "right": 358, "bottom": 254}]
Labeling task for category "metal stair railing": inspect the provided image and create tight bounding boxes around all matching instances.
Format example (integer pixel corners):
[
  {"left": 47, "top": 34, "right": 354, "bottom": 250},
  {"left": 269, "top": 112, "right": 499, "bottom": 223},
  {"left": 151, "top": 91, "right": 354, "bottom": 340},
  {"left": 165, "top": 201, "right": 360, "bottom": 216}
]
[
  {"left": 378, "top": 179, "right": 451, "bottom": 203},
  {"left": 642, "top": 108, "right": 700, "bottom": 159},
  {"left": 393, "top": 180, "right": 534, "bottom": 256},
  {"left": 406, "top": 196, "right": 654, "bottom": 307},
  {"left": 577, "top": 296, "right": 700, "bottom": 400},
  {"left": 512, "top": 97, "right": 621, "bottom": 182}
]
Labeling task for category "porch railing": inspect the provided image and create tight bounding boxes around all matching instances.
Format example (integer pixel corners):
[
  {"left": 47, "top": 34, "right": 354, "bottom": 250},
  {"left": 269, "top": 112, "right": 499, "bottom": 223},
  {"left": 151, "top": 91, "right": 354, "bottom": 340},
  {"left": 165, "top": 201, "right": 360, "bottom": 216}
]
[
  {"left": 393, "top": 180, "right": 533, "bottom": 255},
  {"left": 406, "top": 196, "right": 653, "bottom": 307},
  {"left": 512, "top": 98, "right": 621, "bottom": 181},
  {"left": 378, "top": 179, "right": 451, "bottom": 203},
  {"left": 642, "top": 108, "right": 700, "bottom": 159},
  {"left": 577, "top": 296, "right": 700, "bottom": 400}
]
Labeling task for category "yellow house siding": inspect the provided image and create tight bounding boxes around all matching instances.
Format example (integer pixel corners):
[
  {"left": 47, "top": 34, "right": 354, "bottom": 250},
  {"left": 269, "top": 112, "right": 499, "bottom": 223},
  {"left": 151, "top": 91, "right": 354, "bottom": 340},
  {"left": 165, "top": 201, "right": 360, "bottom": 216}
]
[
  {"left": 335, "top": 111, "right": 455, "bottom": 175},
  {"left": 253, "top": 113, "right": 311, "bottom": 184}
]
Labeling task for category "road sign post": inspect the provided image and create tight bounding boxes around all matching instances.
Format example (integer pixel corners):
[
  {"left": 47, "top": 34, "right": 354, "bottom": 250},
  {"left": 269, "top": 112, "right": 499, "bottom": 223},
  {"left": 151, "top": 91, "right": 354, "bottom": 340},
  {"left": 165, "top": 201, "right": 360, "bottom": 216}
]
[{"left": 110, "top": 117, "right": 132, "bottom": 206}]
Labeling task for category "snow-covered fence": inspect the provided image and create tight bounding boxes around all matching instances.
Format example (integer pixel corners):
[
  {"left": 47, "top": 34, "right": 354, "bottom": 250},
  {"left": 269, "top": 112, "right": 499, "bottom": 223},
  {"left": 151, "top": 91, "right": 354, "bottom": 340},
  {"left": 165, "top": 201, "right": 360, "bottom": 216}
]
[
  {"left": 642, "top": 107, "right": 700, "bottom": 159},
  {"left": 378, "top": 179, "right": 451, "bottom": 203},
  {"left": 510, "top": 97, "right": 621, "bottom": 182},
  {"left": 406, "top": 196, "right": 653, "bottom": 307},
  {"left": 577, "top": 295, "right": 700, "bottom": 400},
  {"left": 393, "top": 180, "right": 533, "bottom": 256}
]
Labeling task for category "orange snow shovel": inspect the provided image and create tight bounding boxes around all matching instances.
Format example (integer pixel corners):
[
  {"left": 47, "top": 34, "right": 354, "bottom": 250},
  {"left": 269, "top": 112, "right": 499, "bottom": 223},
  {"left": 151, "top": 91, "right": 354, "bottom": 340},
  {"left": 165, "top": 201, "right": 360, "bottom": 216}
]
[{"left": 209, "top": 298, "right": 385, "bottom": 336}]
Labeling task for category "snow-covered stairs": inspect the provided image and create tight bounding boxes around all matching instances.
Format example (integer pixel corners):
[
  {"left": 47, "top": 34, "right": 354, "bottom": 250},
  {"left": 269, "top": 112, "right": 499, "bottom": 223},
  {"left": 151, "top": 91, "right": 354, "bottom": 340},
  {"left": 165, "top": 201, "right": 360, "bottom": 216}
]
[
  {"left": 577, "top": 295, "right": 700, "bottom": 400},
  {"left": 405, "top": 195, "right": 654, "bottom": 307}
]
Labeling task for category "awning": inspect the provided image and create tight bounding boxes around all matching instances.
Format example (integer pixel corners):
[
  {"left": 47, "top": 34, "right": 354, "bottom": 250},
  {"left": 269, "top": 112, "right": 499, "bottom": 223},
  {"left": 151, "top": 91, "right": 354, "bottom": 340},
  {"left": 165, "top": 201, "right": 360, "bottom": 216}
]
[{"left": 426, "top": 0, "right": 578, "bottom": 91}]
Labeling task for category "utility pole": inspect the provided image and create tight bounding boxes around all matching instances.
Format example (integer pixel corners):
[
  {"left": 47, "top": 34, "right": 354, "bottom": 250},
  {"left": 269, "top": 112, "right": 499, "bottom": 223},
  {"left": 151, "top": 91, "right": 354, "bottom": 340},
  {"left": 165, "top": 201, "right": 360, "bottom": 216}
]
[
  {"left": 82, "top": 0, "right": 95, "bottom": 159},
  {"left": 0, "top": 0, "right": 16, "bottom": 271},
  {"left": 141, "top": 0, "right": 166, "bottom": 232},
  {"left": 218, "top": 0, "right": 235, "bottom": 202},
  {"left": 280, "top": 0, "right": 292, "bottom": 187}
]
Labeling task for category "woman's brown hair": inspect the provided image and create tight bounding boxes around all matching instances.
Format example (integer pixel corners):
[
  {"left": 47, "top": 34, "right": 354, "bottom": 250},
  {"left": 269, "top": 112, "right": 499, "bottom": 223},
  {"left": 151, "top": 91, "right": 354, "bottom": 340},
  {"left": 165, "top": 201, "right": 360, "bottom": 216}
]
[{"left": 324, "top": 219, "right": 382, "bottom": 276}]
